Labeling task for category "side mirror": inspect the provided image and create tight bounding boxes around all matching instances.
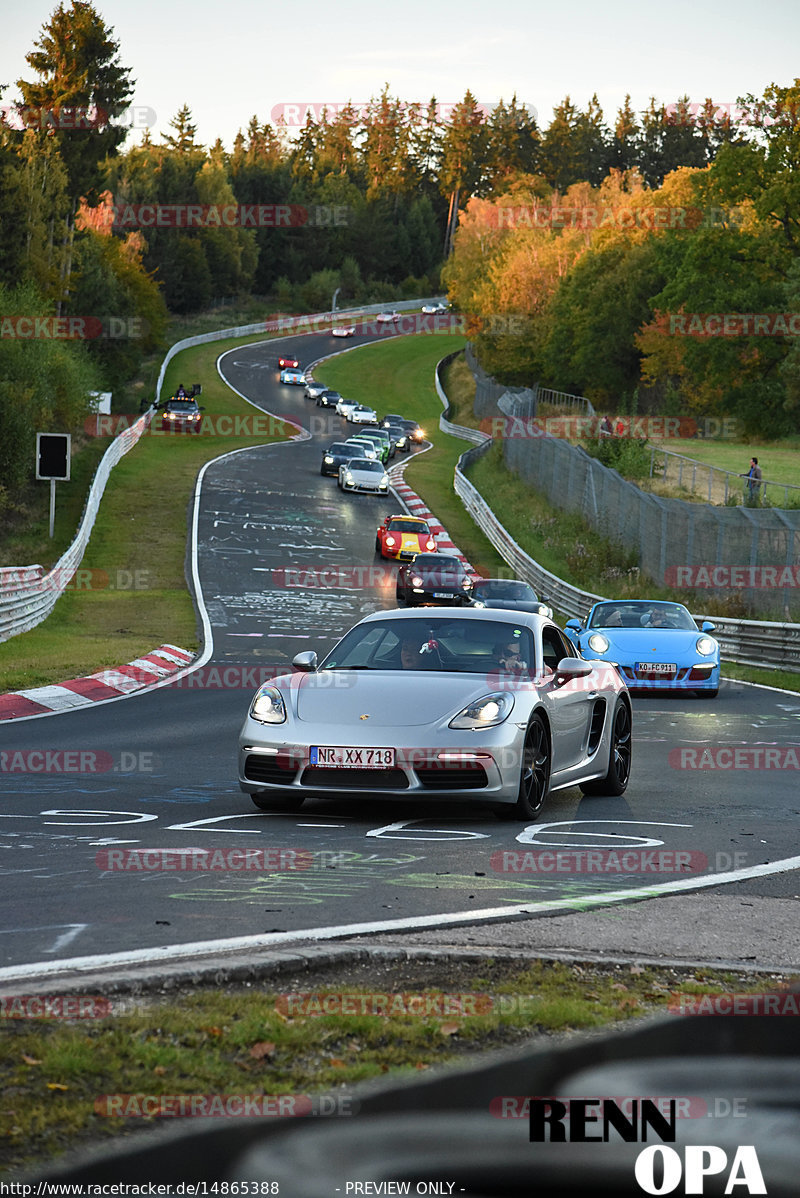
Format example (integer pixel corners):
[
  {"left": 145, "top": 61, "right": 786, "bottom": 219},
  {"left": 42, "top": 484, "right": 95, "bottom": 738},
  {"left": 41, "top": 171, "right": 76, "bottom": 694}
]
[
  {"left": 292, "top": 651, "right": 318, "bottom": 672},
  {"left": 701, "top": 620, "right": 716, "bottom": 633},
  {"left": 565, "top": 619, "right": 583, "bottom": 634},
  {"left": 555, "top": 657, "right": 593, "bottom": 681}
]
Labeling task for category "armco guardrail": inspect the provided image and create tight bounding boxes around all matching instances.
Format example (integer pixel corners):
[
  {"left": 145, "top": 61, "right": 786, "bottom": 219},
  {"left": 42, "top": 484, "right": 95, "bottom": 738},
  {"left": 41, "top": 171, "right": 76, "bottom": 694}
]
[
  {"left": 436, "top": 353, "right": 800, "bottom": 672},
  {"left": 1, "top": 299, "right": 445, "bottom": 644},
  {"left": 0, "top": 411, "right": 154, "bottom": 642}
]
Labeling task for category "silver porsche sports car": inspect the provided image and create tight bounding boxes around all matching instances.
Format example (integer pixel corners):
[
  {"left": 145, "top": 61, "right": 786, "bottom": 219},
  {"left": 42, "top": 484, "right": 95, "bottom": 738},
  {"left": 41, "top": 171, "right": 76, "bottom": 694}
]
[{"left": 238, "top": 608, "right": 632, "bottom": 820}]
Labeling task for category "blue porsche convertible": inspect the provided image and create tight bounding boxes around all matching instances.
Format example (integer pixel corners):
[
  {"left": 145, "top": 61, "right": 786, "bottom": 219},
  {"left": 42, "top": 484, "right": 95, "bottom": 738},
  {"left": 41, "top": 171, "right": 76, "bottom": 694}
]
[{"left": 565, "top": 600, "right": 720, "bottom": 697}]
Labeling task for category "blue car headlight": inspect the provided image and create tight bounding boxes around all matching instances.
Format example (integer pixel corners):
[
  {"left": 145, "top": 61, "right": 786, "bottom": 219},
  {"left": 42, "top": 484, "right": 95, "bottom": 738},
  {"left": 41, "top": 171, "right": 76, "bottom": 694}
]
[
  {"left": 449, "top": 692, "right": 515, "bottom": 730},
  {"left": 587, "top": 633, "right": 609, "bottom": 654},
  {"left": 250, "top": 684, "right": 287, "bottom": 724},
  {"left": 696, "top": 636, "right": 717, "bottom": 657}
]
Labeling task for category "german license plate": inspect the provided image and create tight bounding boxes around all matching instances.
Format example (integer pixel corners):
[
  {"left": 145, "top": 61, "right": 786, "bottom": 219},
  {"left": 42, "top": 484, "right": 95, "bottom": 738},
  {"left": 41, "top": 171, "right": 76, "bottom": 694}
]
[
  {"left": 433, "top": 591, "right": 455, "bottom": 599},
  {"left": 637, "top": 662, "right": 676, "bottom": 674},
  {"left": 309, "top": 746, "right": 395, "bottom": 768}
]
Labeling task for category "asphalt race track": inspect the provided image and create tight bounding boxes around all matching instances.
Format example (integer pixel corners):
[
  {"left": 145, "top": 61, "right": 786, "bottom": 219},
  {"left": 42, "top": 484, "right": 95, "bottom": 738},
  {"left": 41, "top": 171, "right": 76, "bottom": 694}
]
[{"left": 2, "top": 333, "right": 800, "bottom": 975}]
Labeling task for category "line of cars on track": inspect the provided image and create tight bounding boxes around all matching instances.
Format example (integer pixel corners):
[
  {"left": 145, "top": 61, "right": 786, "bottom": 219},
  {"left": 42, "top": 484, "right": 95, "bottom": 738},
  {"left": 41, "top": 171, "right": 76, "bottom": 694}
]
[{"left": 241, "top": 346, "right": 721, "bottom": 819}]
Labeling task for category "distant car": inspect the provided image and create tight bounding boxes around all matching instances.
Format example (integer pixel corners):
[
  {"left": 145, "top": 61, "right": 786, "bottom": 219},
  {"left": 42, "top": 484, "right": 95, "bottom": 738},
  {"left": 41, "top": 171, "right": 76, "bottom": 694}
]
[
  {"left": 331, "top": 325, "right": 356, "bottom": 338},
  {"left": 382, "top": 415, "right": 425, "bottom": 444},
  {"left": 159, "top": 396, "right": 204, "bottom": 432},
  {"left": 382, "top": 420, "right": 410, "bottom": 453},
  {"left": 336, "top": 398, "right": 360, "bottom": 418},
  {"left": 376, "top": 515, "right": 437, "bottom": 560},
  {"left": 316, "top": 390, "right": 342, "bottom": 408},
  {"left": 421, "top": 302, "right": 448, "bottom": 315},
  {"left": 396, "top": 553, "right": 474, "bottom": 607},
  {"left": 321, "top": 441, "right": 368, "bottom": 477},
  {"left": 305, "top": 380, "right": 326, "bottom": 400},
  {"left": 347, "top": 404, "right": 378, "bottom": 425},
  {"left": 280, "top": 368, "right": 305, "bottom": 385},
  {"left": 278, "top": 353, "right": 299, "bottom": 369},
  {"left": 471, "top": 578, "right": 553, "bottom": 619},
  {"left": 356, "top": 428, "right": 393, "bottom": 462},
  {"left": 344, "top": 436, "right": 379, "bottom": 461},
  {"left": 376, "top": 311, "right": 400, "bottom": 325},
  {"left": 338, "top": 459, "right": 390, "bottom": 494},
  {"left": 565, "top": 600, "right": 720, "bottom": 697}
]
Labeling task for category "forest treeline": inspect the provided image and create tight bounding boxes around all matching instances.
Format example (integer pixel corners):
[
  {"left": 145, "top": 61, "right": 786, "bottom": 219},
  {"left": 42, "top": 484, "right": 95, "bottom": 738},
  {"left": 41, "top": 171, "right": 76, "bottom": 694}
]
[
  {"left": 444, "top": 81, "right": 800, "bottom": 439},
  {"left": 1, "top": 0, "right": 796, "bottom": 514}
]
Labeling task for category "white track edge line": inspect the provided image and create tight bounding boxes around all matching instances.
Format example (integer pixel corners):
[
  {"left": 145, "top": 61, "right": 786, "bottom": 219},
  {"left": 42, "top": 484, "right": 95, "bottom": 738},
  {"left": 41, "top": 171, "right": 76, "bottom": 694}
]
[{"left": 2, "top": 853, "right": 799, "bottom": 983}]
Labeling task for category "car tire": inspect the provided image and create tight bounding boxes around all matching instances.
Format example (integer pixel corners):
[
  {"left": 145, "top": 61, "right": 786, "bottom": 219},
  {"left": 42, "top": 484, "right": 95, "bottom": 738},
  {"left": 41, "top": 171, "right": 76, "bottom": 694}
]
[
  {"left": 697, "top": 687, "right": 718, "bottom": 698},
  {"left": 250, "top": 792, "right": 305, "bottom": 813},
  {"left": 579, "top": 699, "right": 632, "bottom": 796},
  {"left": 495, "top": 713, "right": 550, "bottom": 821}
]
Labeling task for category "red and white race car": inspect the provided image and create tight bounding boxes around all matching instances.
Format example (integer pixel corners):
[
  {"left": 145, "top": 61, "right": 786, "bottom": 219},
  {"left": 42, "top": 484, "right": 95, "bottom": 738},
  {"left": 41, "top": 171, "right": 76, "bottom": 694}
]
[
  {"left": 278, "top": 353, "right": 300, "bottom": 369},
  {"left": 375, "top": 514, "right": 438, "bottom": 560}
]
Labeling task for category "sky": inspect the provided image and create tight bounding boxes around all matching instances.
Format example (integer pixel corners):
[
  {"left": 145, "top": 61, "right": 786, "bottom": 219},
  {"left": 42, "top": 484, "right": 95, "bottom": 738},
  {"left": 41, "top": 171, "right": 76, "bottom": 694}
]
[{"left": 1, "top": 0, "right": 799, "bottom": 150}]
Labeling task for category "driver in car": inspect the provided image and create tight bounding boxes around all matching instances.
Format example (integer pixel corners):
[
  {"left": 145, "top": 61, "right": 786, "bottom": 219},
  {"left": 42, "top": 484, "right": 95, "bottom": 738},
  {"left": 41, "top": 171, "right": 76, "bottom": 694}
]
[
  {"left": 642, "top": 606, "right": 674, "bottom": 628},
  {"left": 495, "top": 639, "right": 529, "bottom": 672}
]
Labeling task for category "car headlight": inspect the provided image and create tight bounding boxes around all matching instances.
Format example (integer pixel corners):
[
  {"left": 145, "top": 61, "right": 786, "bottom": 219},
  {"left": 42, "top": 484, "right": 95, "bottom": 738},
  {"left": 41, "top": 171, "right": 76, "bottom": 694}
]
[
  {"left": 425, "top": 539, "right": 436, "bottom": 550},
  {"left": 379, "top": 480, "right": 388, "bottom": 489},
  {"left": 450, "top": 692, "right": 515, "bottom": 730},
  {"left": 324, "top": 455, "right": 334, "bottom": 464},
  {"left": 385, "top": 536, "right": 396, "bottom": 547},
  {"left": 587, "top": 633, "right": 610, "bottom": 654},
  {"left": 249, "top": 684, "right": 287, "bottom": 724},
  {"left": 344, "top": 472, "right": 353, "bottom": 483},
  {"left": 696, "top": 636, "right": 717, "bottom": 656},
  {"left": 411, "top": 575, "right": 423, "bottom": 588}
]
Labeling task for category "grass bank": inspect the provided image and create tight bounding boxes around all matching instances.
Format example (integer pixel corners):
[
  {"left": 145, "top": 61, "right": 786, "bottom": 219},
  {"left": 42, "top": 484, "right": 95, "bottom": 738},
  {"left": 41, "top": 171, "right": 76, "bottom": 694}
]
[
  {"left": 0, "top": 331, "right": 287, "bottom": 692},
  {"left": 0, "top": 959, "right": 786, "bottom": 1178}
]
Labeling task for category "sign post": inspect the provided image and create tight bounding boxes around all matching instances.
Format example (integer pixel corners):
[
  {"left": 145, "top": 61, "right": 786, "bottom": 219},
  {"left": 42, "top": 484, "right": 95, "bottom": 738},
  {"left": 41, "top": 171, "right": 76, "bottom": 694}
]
[{"left": 35, "top": 433, "right": 71, "bottom": 538}]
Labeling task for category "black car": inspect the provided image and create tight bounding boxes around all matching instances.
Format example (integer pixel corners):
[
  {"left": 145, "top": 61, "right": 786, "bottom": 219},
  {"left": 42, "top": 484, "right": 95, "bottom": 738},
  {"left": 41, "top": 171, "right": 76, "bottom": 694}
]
[
  {"left": 382, "top": 415, "right": 425, "bottom": 444},
  {"left": 381, "top": 420, "right": 410, "bottom": 453},
  {"left": 320, "top": 441, "right": 368, "bottom": 476},
  {"left": 470, "top": 578, "right": 552, "bottom": 617},
  {"left": 396, "top": 553, "right": 474, "bottom": 607},
  {"left": 316, "top": 390, "right": 342, "bottom": 408}
]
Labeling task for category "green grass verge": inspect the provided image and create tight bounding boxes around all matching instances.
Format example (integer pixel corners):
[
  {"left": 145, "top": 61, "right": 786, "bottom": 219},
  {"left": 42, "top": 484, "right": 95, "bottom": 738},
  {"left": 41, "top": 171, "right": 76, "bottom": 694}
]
[
  {"left": 0, "top": 960, "right": 788, "bottom": 1177},
  {"left": 0, "top": 330, "right": 288, "bottom": 692}
]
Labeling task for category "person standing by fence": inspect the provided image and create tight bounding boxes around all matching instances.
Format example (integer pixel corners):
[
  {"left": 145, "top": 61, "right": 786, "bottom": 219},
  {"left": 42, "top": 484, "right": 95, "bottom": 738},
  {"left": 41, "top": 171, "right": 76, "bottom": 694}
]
[{"left": 742, "top": 457, "right": 763, "bottom": 502}]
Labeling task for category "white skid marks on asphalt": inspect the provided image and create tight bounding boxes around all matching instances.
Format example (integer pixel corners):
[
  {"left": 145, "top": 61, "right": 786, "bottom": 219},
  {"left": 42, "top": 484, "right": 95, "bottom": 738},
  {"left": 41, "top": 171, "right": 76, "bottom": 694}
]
[{"left": 4, "top": 853, "right": 800, "bottom": 984}]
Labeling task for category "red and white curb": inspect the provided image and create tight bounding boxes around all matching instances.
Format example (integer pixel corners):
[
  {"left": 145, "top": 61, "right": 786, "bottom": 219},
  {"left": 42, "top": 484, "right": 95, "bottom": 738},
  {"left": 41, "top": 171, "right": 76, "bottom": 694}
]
[
  {"left": 0, "top": 644, "right": 194, "bottom": 722},
  {"left": 388, "top": 460, "right": 480, "bottom": 577}
]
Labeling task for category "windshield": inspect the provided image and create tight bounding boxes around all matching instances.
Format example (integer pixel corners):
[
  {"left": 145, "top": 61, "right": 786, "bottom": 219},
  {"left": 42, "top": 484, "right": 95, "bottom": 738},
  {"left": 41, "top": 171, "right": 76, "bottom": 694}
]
[
  {"left": 388, "top": 520, "right": 430, "bottom": 534},
  {"left": 474, "top": 580, "right": 535, "bottom": 600},
  {"left": 321, "top": 617, "right": 534, "bottom": 674},
  {"left": 588, "top": 602, "right": 697, "bottom": 630},
  {"left": 167, "top": 401, "right": 197, "bottom": 411},
  {"left": 347, "top": 460, "right": 384, "bottom": 473}
]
